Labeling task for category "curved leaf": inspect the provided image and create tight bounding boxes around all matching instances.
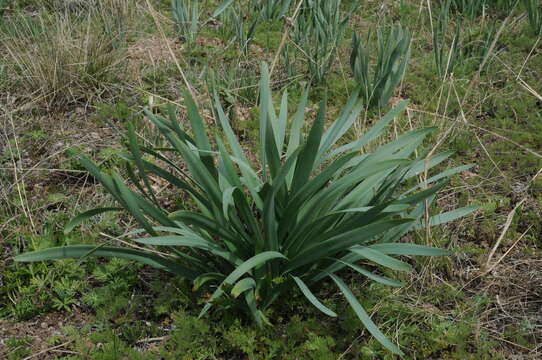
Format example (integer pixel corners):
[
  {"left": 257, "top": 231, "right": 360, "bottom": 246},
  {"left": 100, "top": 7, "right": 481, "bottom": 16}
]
[
  {"left": 368, "top": 243, "right": 450, "bottom": 256},
  {"left": 350, "top": 247, "right": 412, "bottom": 272},
  {"left": 64, "top": 207, "right": 122, "bottom": 234},
  {"left": 333, "top": 259, "right": 404, "bottom": 287},
  {"left": 231, "top": 277, "right": 256, "bottom": 298},
  {"left": 14, "top": 245, "right": 196, "bottom": 280},
  {"left": 329, "top": 273, "right": 403, "bottom": 355},
  {"left": 414, "top": 205, "right": 479, "bottom": 229},
  {"left": 293, "top": 276, "right": 337, "bottom": 317}
]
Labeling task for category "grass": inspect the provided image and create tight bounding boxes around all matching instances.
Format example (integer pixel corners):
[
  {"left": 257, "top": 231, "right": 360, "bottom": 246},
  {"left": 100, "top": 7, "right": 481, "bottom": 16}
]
[
  {"left": 0, "top": 0, "right": 541, "bottom": 359},
  {"left": 1, "top": 1, "right": 135, "bottom": 109}
]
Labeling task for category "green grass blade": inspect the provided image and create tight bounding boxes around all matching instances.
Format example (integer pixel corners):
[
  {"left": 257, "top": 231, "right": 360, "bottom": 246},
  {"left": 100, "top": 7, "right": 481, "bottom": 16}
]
[
  {"left": 333, "top": 259, "right": 404, "bottom": 287},
  {"left": 231, "top": 277, "right": 256, "bottom": 298},
  {"left": 368, "top": 243, "right": 450, "bottom": 256},
  {"left": 415, "top": 205, "right": 479, "bottom": 229},
  {"left": 329, "top": 273, "right": 404, "bottom": 355},
  {"left": 287, "top": 218, "right": 412, "bottom": 271},
  {"left": 15, "top": 245, "right": 196, "bottom": 279},
  {"left": 291, "top": 98, "right": 326, "bottom": 193},
  {"left": 293, "top": 276, "right": 337, "bottom": 317},
  {"left": 182, "top": 89, "right": 216, "bottom": 175},
  {"left": 212, "top": 0, "right": 234, "bottom": 17},
  {"left": 200, "top": 251, "right": 287, "bottom": 317},
  {"left": 64, "top": 207, "right": 122, "bottom": 234},
  {"left": 350, "top": 247, "right": 412, "bottom": 271}
]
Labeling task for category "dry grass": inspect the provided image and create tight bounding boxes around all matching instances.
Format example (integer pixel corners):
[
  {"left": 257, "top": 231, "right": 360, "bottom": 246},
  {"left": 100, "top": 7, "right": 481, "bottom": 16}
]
[{"left": 0, "top": 1, "right": 138, "bottom": 108}]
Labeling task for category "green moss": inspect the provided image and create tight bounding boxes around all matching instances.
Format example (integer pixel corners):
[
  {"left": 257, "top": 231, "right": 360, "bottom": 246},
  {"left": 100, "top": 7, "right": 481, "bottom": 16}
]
[{"left": 5, "top": 336, "right": 33, "bottom": 360}]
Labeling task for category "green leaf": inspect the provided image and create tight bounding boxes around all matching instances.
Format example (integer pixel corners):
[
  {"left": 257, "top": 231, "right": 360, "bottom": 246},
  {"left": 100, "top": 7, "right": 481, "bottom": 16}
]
[
  {"left": 64, "top": 207, "right": 122, "bottom": 234},
  {"left": 329, "top": 273, "right": 404, "bottom": 355},
  {"left": 193, "top": 272, "right": 224, "bottom": 291},
  {"left": 293, "top": 276, "right": 337, "bottom": 317},
  {"left": 112, "top": 174, "right": 156, "bottom": 235},
  {"left": 212, "top": 0, "right": 234, "bottom": 17},
  {"left": 414, "top": 205, "right": 479, "bottom": 229},
  {"left": 200, "top": 251, "right": 287, "bottom": 317},
  {"left": 231, "top": 277, "right": 256, "bottom": 298},
  {"left": 332, "top": 259, "right": 404, "bottom": 287},
  {"left": 244, "top": 289, "right": 262, "bottom": 327},
  {"left": 127, "top": 123, "right": 157, "bottom": 204},
  {"left": 287, "top": 218, "right": 412, "bottom": 271},
  {"left": 277, "top": 90, "right": 288, "bottom": 155},
  {"left": 327, "top": 100, "right": 408, "bottom": 159},
  {"left": 182, "top": 89, "right": 215, "bottom": 175},
  {"left": 132, "top": 234, "right": 237, "bottom": 263},
  {"left": 349, "top": 247, "right": 412, "bottom": 272},
  {"left": 368, "top": 243, "right": 450, "bottom": 256},
  {"left": 404, "top": 164, "right": 473, "bottom": 195},
  {"left": 291, "top": 98, "right": 326, "bottom": 193},
  {"left": 15, "top": 245, "right": 196, "bottom": 279}
]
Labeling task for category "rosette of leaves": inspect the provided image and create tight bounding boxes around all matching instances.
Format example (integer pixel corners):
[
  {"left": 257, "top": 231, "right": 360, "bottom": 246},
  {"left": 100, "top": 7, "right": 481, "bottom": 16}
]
[
  {"left": 350, "top": 25, "right": 411, "bottom": 109},
  {"left": 293, "top": 0, "right": 360, "bottom": 84},
  {"left": 254, "top": 0, "right": 292, "bottom": 21},
  {"left": 16, "top": 64, "right": 476, "bottom": 355},
  {"left": 171, "top": 0, "right": 199, "bottom": 43}
]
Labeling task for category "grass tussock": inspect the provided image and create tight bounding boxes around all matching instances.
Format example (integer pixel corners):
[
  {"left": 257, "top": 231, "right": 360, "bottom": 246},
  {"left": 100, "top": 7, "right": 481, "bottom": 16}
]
[{"left": 1, "top": 0, "right": 134, "bottom": 108}]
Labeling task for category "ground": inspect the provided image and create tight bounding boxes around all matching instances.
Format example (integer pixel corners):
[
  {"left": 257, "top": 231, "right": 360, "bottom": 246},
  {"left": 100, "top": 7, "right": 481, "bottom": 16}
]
[{"left": 0, "top": 0, "right": 541, "bottom": 359}]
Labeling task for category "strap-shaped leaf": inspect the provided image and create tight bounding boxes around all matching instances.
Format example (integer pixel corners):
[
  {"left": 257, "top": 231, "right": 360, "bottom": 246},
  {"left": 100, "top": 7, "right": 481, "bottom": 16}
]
[
  {"left": 112, "top": 174, "right": 156, "bottom": 235},
  {"left": 263, "top": 191, "right": 278, "bottom": 252},
  {"left": 168, "top": 210, "right": 239, "bottom": 246},
  {"left": 333, "top": 259, "right": 404, "bottom": 287},
  {"left": 167, "top": 135, "right": 223, "bottom": 207},
  {"left": 133, "top": 235, "right": 239, "bottom": 264},
  {"left": 211, "top": 0, "right": 234, "bottom": 17},
  {"left": 350, "top": 247, "right": 412, "bottom": 272},
  {"left": 326, "top": 100, "right": 408, "bottom": 159},
  {"left": 291, "top": 98, "right": 326, "bottom": 194},
  {"left": 64, "top": 207, "right": 122, "bottom": 234},
  {"left": 244, "top": 288, "right": 262, "bottom": 327},
  {"left": 200, "top": 251, "right": 287, "bottom": 317},
  {"left": 404, "top": 164, "right": 473, "bottom": 195},
  {"left": 14, "top": 245, "right": 196, "bottom": 279},
  {"left": 285, "top": 86, "right": 308, "bottom": 186},
  {"left": 222, "top": 187, "right": 237, "bottom": 221},
  {"left": 404, "top": 152, "right": 453, "bottom": 179},
  {"left": 277, "top": 90, "right": 288, "bottom": 155},
  {"left": 193, "top": 272, "right": 224, "bottom": 291},
  {"left": 414, "top": 205, "right": 478, "bottom": 229},
  {"left": 286, "top": 218, "right": 412, "bottom": 271},
  {"left": 182, "top": 89, "right": 216, "bottom": 176},
  {"left": 367, "top": 243, "right": 449, "bottom": 256},
  {"left": 293, "top": 276, "right": 337, "bottom": 317},
  {"left": 317, "top": 87, "right": 362, "bottom": 162},
  {"left": 127, "top": 123, "right": 157, "bottom": 204},
  {"left": 329, "top": 273, "right": 403, "bottom": 355},
  {"left": 140, "top": 158, "right": 211, "bottom": 210},
  {"left": 231, "top": 277, "right": 256, "bottom": 298}
]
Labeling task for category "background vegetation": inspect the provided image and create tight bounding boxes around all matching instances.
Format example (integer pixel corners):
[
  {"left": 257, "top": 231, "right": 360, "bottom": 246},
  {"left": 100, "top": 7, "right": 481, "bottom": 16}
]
[{"left": 1, "top": 0, "right": 541, "bottom": 359}]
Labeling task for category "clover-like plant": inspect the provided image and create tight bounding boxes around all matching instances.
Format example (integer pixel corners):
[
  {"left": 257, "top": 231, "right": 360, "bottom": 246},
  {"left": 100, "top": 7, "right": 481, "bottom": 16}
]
[{"left": 16, "top": 64, "right": 476, "bottom": 355}]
